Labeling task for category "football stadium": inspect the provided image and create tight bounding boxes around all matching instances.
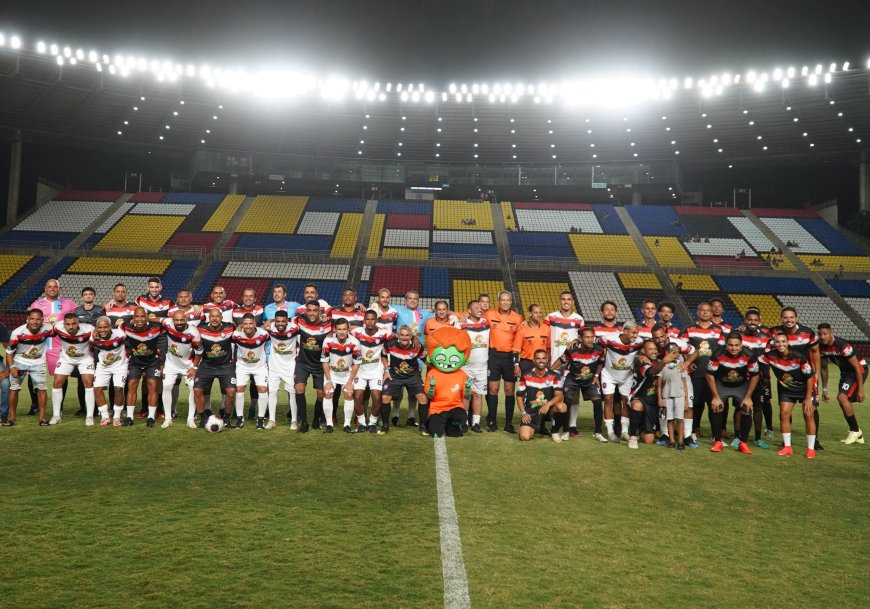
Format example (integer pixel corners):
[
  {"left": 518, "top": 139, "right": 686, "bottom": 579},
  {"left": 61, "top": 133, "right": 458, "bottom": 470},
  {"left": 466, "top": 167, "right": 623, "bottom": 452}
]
[{"left": 0, "top": 4, "right": 869, "bottom": 608}]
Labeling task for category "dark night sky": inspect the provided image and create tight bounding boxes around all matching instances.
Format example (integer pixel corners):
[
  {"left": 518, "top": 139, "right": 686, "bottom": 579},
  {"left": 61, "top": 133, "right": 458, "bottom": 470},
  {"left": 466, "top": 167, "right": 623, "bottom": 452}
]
[{"left": 5, "top": 1, "right": 870, "bottom": 81}]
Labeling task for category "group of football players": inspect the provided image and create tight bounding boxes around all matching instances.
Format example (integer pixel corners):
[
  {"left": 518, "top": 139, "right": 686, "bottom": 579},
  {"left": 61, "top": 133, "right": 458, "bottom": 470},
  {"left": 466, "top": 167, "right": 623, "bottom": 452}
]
[{"left": 1, "top": 277, "right": 865, "bottom": 458}]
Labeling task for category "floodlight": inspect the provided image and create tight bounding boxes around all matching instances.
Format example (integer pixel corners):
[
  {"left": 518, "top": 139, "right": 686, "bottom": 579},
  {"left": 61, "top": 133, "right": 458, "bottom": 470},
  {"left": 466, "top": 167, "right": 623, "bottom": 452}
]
[
  {"left": 448, "top": 83, "right": 457, "bottom": 94},
  {"left": 108, "top": 65, "right": 116, "bottom": 74},
  {"left": 424, "top": 91, "right": 434, "bottom": 103},
  {"left": 52, "top": 44, "right": 60, "bottom": 55},
  {"left": 379, "top": 93, "right": 386, "bottom": 101},
  {"left": 75, "top": 48, "right": 84, "bottom": 60},
  {"left": 843, "top": 61, "right": 850, "bottom": 70},
  {"left": 10, "top": 35, "right": 21, "bottom": 49},
  {"left": 441, "top": 92, "right": 448, "bottom": 101},
  {"left": 829, "top": 62, "right": 836, "bottom": 72},
  {"left": 102, "top": 54, "right": 109, "bottom": 63},
  {"left": 56, "top": 55, "right": 64, "bottom": 66},
  {"left": 460, "top": 83, "right": 467, "bottom": 94},
  {"left": 88, "top": 50, "right": 97, "bottom": 62},
  {"left": 95, "top": 63, "right": 102, "bottom": 72},
  {"left": 815, "top": 64, "right": 823, "bottom": 74},
  {"left": 400, "top": 90, "right": 409, "bottom": 101},
  {"left": 746, "top": 70, "right": 756, "bottom": 83},
  {"left": 69, "top": 58, "right": 77, "bottom": 65},
  {"left": 782, "top": 78, "right": 790, "bottom": 88},
  {"left": 824, "top": 72, "right": 832, "bottom": 83},
  {"left": 0, "top": 33, "right": 5, "bottom": 47},
  {"left": 63, "top": 46, "right": 72, "bottom": 57},
  {"left": 481, "top": 83, "right": 489, "bottom": 94},
  {"left": 808, "top": 74, "right": 818, "bottom": 86},
  {"left": 117, "top": 130, "right": 122, "bottom": 135},
  {"left": 801, "top": 66, "right": 809, "bottom": 76},
  {"left": 36, "top": 41, "right": 46, "bottom": 53},
  {"left": 683, "top": 77, "right": 693, "bottom": 88}
]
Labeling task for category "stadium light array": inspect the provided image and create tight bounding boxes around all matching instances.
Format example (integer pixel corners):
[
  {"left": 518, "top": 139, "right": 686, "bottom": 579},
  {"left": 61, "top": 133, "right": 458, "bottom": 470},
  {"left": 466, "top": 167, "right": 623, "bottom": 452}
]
[{"left": 0, "top": 31, "right": 866, "bottom": 109}]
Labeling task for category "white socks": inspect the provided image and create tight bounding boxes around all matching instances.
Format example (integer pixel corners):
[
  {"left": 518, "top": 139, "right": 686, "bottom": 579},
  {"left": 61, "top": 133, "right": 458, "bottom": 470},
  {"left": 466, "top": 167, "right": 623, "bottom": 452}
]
[
  {"left": 807, "top": 434, "right": 816, "bottom": 449},
  {"left": 344, "top": 400, "right": 355, "bottom": 427},
  {"left": 148, "top": 406, "right": 157, "bottom": 419},
  {"left": 569, "top": 402, "right": 579, "bottom": 428},
  {"left": 472, "top": 414, "right": 481, "bottom": 425},
  {"left": 604, "top": 419, "right": 614, "bottom": 434},
  {"left": 84, "top": 388, "right": 95, "bottom": 418},
  {"left": 52, "top": 387, "right": 63, "bottom": 418},
  {"left": 684, "top": 418, "right": 693, "bottom": 439},
  {"left": 620, "top": 416, "right": 630, "bottom": 434},
  {"left": 323, "top": 397, "right": 334, "bottom": 425},
  {"left": 782, "top": 432, "right": 792, "bottom": 447}
]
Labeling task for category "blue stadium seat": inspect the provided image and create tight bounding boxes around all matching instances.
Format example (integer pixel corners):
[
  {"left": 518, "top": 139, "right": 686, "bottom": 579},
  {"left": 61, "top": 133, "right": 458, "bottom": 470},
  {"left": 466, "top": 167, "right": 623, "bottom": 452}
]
[
  {"left": 431, "top": 244, "right": 498, "bottom": 257},
  {"left": 422, "top": 267, "right": 450, "bottom": 295},
  {"left": 626, "top": 206, "right": 689, "bottom": 237},
  {"left": 306, "top": 198, "right": 366, "bottom": 213},
  {"left": 235, "top": 234, "right": 331, "bottom": 251},
  {"left": 828, "top": 279, "right": 870, "bottom": 297},
  {"left": 714, "top": 275, "right": 821, "bottom": 295},
  {"left": 377, "top": 201, "right": 433, "bottom": 215},
  {"left": 194, "top": 262, "right": 227, "bottom": 302},
  {"left": 0, "top": 256, "right": 49, "bottom": 305},
  {"left": 162, "top": 193, "right": 225, "bottom": 204},
  {"left": 1, "top": 231, "right": 77, "bottom": 247},
  {"left": 507, "top": 232, "right": 573, "bottom": 258},
  {"left": 591, "top": 204, "right": 628, "bottom": 235},
  {"left": 797, "top": 219, "right": 863, "bottom": 255}
]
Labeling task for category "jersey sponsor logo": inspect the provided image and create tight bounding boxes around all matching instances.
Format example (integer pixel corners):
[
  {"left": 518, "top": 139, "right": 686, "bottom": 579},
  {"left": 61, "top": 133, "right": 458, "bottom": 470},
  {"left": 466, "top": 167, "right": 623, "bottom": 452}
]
[
  {"left": 555, "top": 330, "right": 572, "bottom": 348},
  {"left": 699, "top": 340, "right": 712, "bottom": 357},
  {"left": 397, "top": 360, "right": 411, "bottom": 374},
  {"left": 205, "top": 344, "right": 227, "bottom": 359},
  {"left": 362, "top": 349, "right": 378, "bottom": 363},
  {"left": 612, "top": 356, "right": 630, "bottom": 371},
  {"left": 273, "top": 341, "right": 293, "bottom": 354},
  {"left": 241, "top": 350, "right": 260, "bottom": 364},
  {"left": 102, "top": 352, "right": 122, "bottom": 367},
  {"left": 724, "top": 369, "right": 741, "bottom": 383},
  {"left": 302, "top": 337, "right": 320, "bottom": 351},
  {"left": 168, "top": 343, "right": 182, "bottom": 357},
  {"left": 780, "top": 372, "right": 796, "bottom": 388},
  {"left": 410, "top": 323, "right": 420, "bottom": 336},
  {"left": 65, "top": 345, "right": 82, "bottom": 357},
  {"left": 23, "top": 346, "right": 42, "bottom": 359},
  {"left": 573, "top": 365, "right": 593, "bottom": 381},
  {"left": 472, "top": 335, "right": 487, "bottom": 349},
  {"left": 333, "top": 358, "right": 349, "bottom": 372},
  {"left": 132, "top": 343, "right": 153, "bottom": 357}
]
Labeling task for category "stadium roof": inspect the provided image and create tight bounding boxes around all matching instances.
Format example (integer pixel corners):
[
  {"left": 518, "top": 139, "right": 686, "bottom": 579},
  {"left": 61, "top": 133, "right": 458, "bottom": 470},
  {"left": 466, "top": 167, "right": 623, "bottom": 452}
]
[{"left": 1, "top": 33, "right": 870, "bottom": 169}]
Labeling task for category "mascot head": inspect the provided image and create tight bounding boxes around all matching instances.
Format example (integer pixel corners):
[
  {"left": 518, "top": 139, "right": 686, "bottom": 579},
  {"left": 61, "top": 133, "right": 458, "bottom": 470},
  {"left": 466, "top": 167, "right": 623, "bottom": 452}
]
[{"left": 426, "top": 327, "right": 471, "bottom": 373}]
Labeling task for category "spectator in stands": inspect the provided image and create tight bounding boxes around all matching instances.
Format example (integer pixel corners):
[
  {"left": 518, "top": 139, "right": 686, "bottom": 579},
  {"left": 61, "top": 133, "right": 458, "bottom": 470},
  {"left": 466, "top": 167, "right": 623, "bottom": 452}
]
[{"left": 654, "top": 238, "right": 660, "bottom": 246}]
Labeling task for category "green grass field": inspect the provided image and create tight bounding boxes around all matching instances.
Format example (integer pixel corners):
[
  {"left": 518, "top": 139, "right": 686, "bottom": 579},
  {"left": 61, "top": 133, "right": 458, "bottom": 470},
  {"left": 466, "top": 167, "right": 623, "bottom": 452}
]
[{"left": 1, "top": 377, "right": 868, "bottom": 609}]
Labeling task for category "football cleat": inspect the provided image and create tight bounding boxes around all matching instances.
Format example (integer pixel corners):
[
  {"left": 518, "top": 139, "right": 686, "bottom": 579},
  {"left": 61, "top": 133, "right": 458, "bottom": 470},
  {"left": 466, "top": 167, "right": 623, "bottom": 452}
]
[
  {"left": 406, "top": 417, "right": 416, "bottom": 428},
  {"left": 593, "top": 432, "right": 609, "bottom": 443},
  {"left": 343, "top": 425, "right": 353, "bottom": 433},
  {"left": 113, "top": 418, "right": 123, "bottom": 427},
  {"left": 607, "top": 432, "right": 619, "bottom": 443},
  {"left": 730, "top": 438, "right": 741, "bottom": 449},
  {"left": 289, "top": 421, "right": 298, "bottom": 431},
  {"left": 99, "top": 417, "right": 112, "bottom": 427},
  {"left": 569, "top": 427, "right": 579, "bottom": 438},
  {"left": 186, "top": 420, "right": 197, "bottom": 429},
  {"left": 627, "top": 437, "right": 639, "bottom": 449},
  {"left": 738, "top": 442, "right": 753, "bottom": 454},
  {"left": 85, "top": 417, "right": 95, "bottom": 427},
  {"left": 551, "top": 432, "right": 562, "bottom": 443},
  {"left": 754, "top": 438, "right": 769, "bottom": 449},
  {"left": 710, "top": 440, "right": 724, "bottom": 453},
  {"left": 354, "top": 424, "right": 367, "bottom": 434},
  {"left": 842, "top": 430, "right": 864, "bottom": 445},
  {"left": 778, "top": 446, "right": 794, "bottom": 456},
  {"left": 265, "top": 420, "right": 277, "bottom": 429},
  {"left": 297, "top": 422, "right": 309, "bottom": 433},
  {"left": 48, "top": 416, "right": 62, "bottom": 425},
  {"left": 325, "top": 425, "right": 334, "bottom": 433},
  {"left": 655, "top": 435, "right": 670, "bottom": 446},
  {"left": 471, "top": 423, "right": 482, "bottom": 433},
  {"left": 146, "top": 418, "right": 155, "bottom": 428},
  {"left": 503, "top": 424, "right": 516, "bottom": 434},
  {"left": 806, "top": 448, "right": 816, "bottom": 459},
  {"left": 161, "top": 419, "right": 172, "bottom": 429},
  {"left": 256, "top": 418, "right": 265, "bottom": 430},
  {"left": 123, "top": 417, "right": 134, "bottom": 427}
]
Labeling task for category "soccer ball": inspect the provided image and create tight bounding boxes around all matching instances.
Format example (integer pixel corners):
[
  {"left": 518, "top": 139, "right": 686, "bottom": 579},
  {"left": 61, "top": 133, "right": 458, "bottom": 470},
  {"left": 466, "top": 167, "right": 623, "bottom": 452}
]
[{"left": 205, "top": 415, "right": 225, "bottom": 433}]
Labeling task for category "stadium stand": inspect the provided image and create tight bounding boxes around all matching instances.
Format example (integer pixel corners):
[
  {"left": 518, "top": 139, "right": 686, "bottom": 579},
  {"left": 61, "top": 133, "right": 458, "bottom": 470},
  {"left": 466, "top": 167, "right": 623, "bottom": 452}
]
[
  {"left": 591, "top": 204, "right": 628, "bottom": 234},
  {"left": 202, "top": 194, "right": 246, "bottom": 231},
  {"left": 797, "top": 255, "right": 870, "bottom": 274},
  {"left": 94, "top": 215, "right": 185, "bottom": 252},
  {"left": 569, "top": 235, "right": 645, "bottom": 266},
  {"left": 434, "top": 200, "right": 493, "bottom": 230},
  {"left": 236, "top": 195, "right": 306, "bottom": 233},
  {"left": 569, "top": 272, "right": 634, "bottom": 323},
  {"left": 828, "top": 279, "right": 870, "bottom": 297},
  {"left": 10, "top": 200, "right": 115, "bottom": 233},
  {"left": 645, "top": 237, "right": 695, "bottom": 268},
  {"left": 759, "top": 218, "right": 829, "bottom": 253},
  {"left": 52, "top": 190, "right": 123, "bottom": 202},
  {"left": 331, "top": 213, "right": 363, "bottom": 257},
  {"left": 626, "top": 206, "right": 688, "bottom": 237},
  {"left": 796, "top": 219, "right": 864, "bottom": 254}
]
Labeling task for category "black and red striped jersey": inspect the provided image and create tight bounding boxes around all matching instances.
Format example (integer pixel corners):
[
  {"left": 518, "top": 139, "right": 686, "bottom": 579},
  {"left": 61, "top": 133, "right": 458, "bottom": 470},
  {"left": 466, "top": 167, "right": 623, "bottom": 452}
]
[
  {"left": 707, "top": 347, "right": 759, "bottom": 387},
  {"left": 161, "top": 319, "right": 202, "bottom": 369},
  {"left": 713, "top": 319, "right": 733, "bottom": 334},
  {"left": 636, "top": 320, "right": 658, "bottom": 340},
  {"left": 52, "top": 321, "right": 94, "bottom": 360},
  {"left": 352, "top": 326, "right": 394, "bottom": 370},
  {"left": 197, "top": 322, "right": 236, "bottom": 368},
  {"left": 769, "top": 324, "right": 818, "bottom": 359},
  {"left": 167, "top": 305, "right": 206, "bottom": 327},
  {"left": 517, "top": 370, "right": 563, "bottom": 413},
  {"left": 202, "top": 300, "right": 237, "bottom": 324},
  {"left": 368, "top": 304, "right": 399, "bottom": 333},
  {"left": 628, "top": 360, "right": 659, "bottom": 401},
  {"left": 739, "top": 326, "right": 771, "bottom": 361},
  {"left": 232, "top": 305, "right": 264, "bottom": 326},
  {"left": 136, "top": 294, "right": 172, "bottom": 319},
  {"left": 760, "top": 351, "right": 813, "bottom": 393},
  {"left": 122, "top": 320, "right": 164, "bottom": 366},
  {"left": 332, "top": 307, "right": 366, "bottom": 329},
  {"left": 454, "top": 318, "right": 490, "bottom": 369},
  {"left": 233, "top": 327, "right": 269, "bottom": 366},
  {"left": 8, "top": 323, "right": 52, "bottom": 365},
  {"left": 820, "top": 336, "right": 867, "bottom": 374},
  {"left": 295, "top": 299, "right": 333, "bottom": 320},
  {"left": 90, "top": 328, "right": 127, "bottom": 369},
  {"left": 600, "top": 335, "right": 644, "bottom": 378},
  {"left": 558, "top": 344, "right": 604, "bottom": 386},
  {"left": 296, "top": 316, "right": 334, "bottom": 368},
  {"left": 320, "top": 335, "right": 362, "bottom": 373},
  {"left": 592, "top": 322, "right": 621, "bottom": 344},
  {"left": 682, "top": 323, "right": 724, "bottom": 378},
  {"left": 547, "top": 311, "right": 585, "bottom": 361},
  {"left": 383, "top": 338, "right": 425, "bottom": 378},
  {"left": 106, "top": 301, "right": 137, "bottom": 327}
]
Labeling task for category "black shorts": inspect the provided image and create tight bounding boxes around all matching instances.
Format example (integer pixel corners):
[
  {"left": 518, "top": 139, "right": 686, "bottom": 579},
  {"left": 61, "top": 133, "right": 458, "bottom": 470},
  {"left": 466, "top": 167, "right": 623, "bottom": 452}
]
[
  {"left": 691, "top": 376, "right": 712, "bottom": 407},
  {"left": 562, "top": 377, "right": 601, "bottom": 402},
  {"left": 518, "top": 359, "right": 534, "bottom": 376},
  {"left": 384, "top": 375, "right": 424, "bottom": 399},
  {"left": 642, "top": 400, "right": 659, "bottom": 433},
  {"left": 488, "top": 350, "right": 515, "bottom": 382},
  {"left": 778, "top": 387, "right": 813, "bottom": 406},
  {"left": 128, "top": 361, "right": 161, "bottom": 381},
  {"left": 752, "top": 380, "right": 771, "bottom": 407},
  {"left": 294, "top": 363, "right": 324, "bottom": 389},
  {"left": 838, "top": 369, "right": 868, "bottom": 401},
  {"left": 715, "top": 381, "right": 751, "bottom": 403},
  {"left": 194, "top": 365, "right": 236, "bottom": 391},
  {"left": 519, "top": 412, "right": 541, "bottom": 429}
]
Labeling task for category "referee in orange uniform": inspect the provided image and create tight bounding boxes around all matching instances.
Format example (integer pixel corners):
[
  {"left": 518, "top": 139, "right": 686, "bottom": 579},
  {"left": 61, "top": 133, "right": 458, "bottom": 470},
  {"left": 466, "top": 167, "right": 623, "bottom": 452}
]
[
  {"left": 483, "top": 291, "right": 524, "bottom": 433},
  {"left": 513, "top": 304, "right": 550, "bottom": 376}
]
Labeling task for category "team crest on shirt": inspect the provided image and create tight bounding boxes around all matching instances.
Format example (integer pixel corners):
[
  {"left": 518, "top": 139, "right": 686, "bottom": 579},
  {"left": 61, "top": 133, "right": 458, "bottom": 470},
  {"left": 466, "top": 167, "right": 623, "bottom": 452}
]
[
  {"left": 242, "top": 351, "right": 260, "bottom": 364},
  {"left": 168, "top": 343, "right": 181, "bottom": 357},
  {"left": 66, "top": 346, "right": 79, "bottom": 357},
  {"left": 613, "top": 357, "right": 630, "bottom": 371},
  {"left": 103, "top": 353, "right": 121, "bottom": 367},
  {"left": 273, "top": 342, "right": 291, "bottom": 354},
  {"left": 363, "top": 349, "right": 378, "bottom": 363},
  {"left": 699, "top": 341, "right": 712, "bottom": 356},
  {"left": 724, "top": 369, "right": 741, "bottom": 383},
  {"left": 24, "top": 347, "right": 40, "bottom": 359},
  {"left": 334, "top": 359, "right": 348, "bottom": 372},
  {"left": 781, "top": 373, "right": 795, "bottom": 388},
  {"left": 556, "top": 331, "right": 571, "bottom": 347},
  {"left": 532, "top": 391, "right": 547, "bottom": 407},
  {"left": 398, "top": 361, "right": 411, "bottom": 374},
  {"left": 303, "top": 337, "right": 319, "bottom": 351},
  {"left": 206, "top": 344, "right": 226, "bottom": 359}
]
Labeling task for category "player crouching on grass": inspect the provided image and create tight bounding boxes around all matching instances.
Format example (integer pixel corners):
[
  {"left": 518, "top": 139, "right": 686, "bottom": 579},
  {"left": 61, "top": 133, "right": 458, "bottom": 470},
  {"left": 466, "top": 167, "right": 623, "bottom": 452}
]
[
  {"left": 626, "top": 339, "right": 679, "bottom": 449},
  {"left": 517, "top": 349, "right": 568, "bottom": 443},
  {"left": 424, "top": 327, "right": 472, "bottom": 439}
]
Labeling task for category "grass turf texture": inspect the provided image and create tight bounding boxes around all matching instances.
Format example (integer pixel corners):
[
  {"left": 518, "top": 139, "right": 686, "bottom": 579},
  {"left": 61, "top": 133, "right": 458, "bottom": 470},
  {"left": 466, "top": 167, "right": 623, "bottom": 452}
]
[{"left": 2, "top": 373, "right": 868, "bottom": 609}]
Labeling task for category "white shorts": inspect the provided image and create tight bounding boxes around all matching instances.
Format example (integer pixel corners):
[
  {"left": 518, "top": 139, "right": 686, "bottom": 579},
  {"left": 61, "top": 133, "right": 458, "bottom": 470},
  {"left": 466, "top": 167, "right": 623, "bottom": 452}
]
[
  {"left": 236, "top": 366, "right": 268, "bottom": 388},
  {"left": 353, "top": 375, "right": 383, "bottom": 391},
  {"left": 665, "top": 395, "right": 690, "bottom": 421},
  {"left": 55, "top": 359, "right": 95, "bottom": 377},
  {"left": 268, "top": 369, "right": 295, "bottom": 392},
  {"left": 163, "top": 366, "right": 194, "bottom": 388},
  {"left": 600, "top": 368, "right": 633, "bottom": 397},
  {"left": 462, "top": 366, "right": 487, "bottom": 395},
  {"left": 94, "top": 367, "right": 127, "bottom": 388},
  {"left": 10, "top": 362, "right": 47, "bottom": 391},
  {"left": 327, "top": 371, "right": 352, "bottom": 388}
]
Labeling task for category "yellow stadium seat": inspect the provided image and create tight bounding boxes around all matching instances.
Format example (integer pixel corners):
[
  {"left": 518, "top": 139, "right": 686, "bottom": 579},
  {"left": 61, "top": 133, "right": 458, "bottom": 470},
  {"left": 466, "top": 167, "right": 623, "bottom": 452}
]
[
  {"left": 453, "top": 280, "right": 505, "bottom": 312},
  {"left": 729, "top": 293, "right": 782, "bottom": 327},
  {"left": 518, "top": 281, "right": 569, "bottom": 315},
  {"left": 236, "top": 195, "right": 307, "bottom": 233},
  {"left": 619, "top": 273, "right": 662, "bottom": 290},
  {"left": 0, "top": 255, "right": 32, "bottom": 286},
  {"left": 381, "top": 248, "right": 429, "bottom": 260},
  {"left": 68, "top": 257, "right": 172, "bottom": 275},
  {"left": 203, "top": 194, "right": 245, "bottom": 232},
  {"left": 645, "top": 237, "right": 695, "bottom": 268},
  {"left": 568, "top": 235, "right": 645, "bottom": 266},
  {"left": 797, "top": 255, "right": 870, "bottom": 273},
  {"left": 501, "top": 201, "right": 516, "bottom": 231},
  {"left": 669, "top": 274, "right": 718, "bottom": 290},
  {"left": 95, "top": 216, "right": 184, "bottom": 252},
  {"left": 434, "top": 200, "right": 494, "bottom": 230},
  {"left": 367, "top": 214, "right": 385, "bottom": 258},
  {"left": 330, "top": 213, "right": 362, "bottom": 258}
]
